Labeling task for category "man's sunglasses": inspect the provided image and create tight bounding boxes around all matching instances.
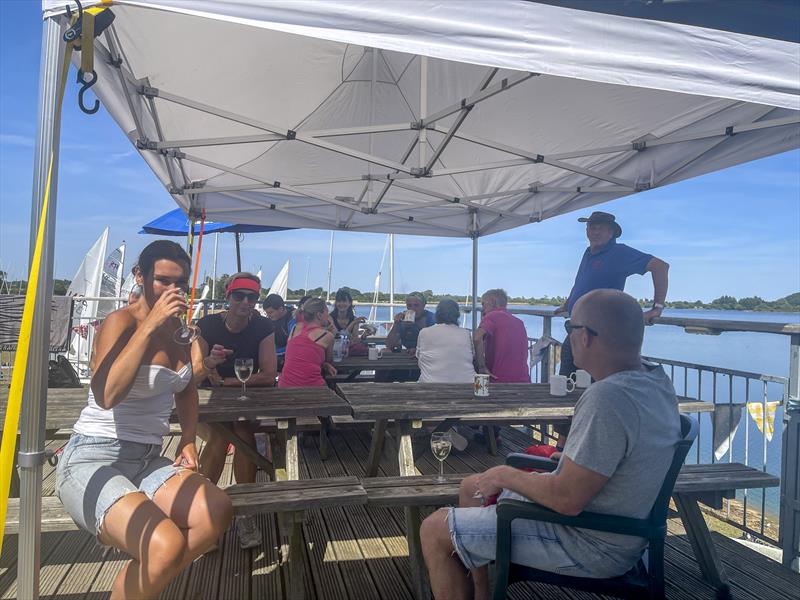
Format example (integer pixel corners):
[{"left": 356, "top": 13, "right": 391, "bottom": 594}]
[
  {"left": 230, "top": 291, "right": 259, "bottom": 303},
  {"left": 564, "top": 319, "right": 598, "bottom": 337}
]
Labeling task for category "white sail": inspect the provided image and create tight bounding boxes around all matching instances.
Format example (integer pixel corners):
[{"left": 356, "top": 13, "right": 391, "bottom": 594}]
[
  {"left": 268, "top": 260, "right": 290, "bottom": 300},
  {"left": 98, "top": 242, "right": 125, "bottom": 318},
  {"left": 120, "top": 271, "right": 137, "bottom": 299},
  {"left": 67, "top": 228, "right": 108, "bottom": 377}
]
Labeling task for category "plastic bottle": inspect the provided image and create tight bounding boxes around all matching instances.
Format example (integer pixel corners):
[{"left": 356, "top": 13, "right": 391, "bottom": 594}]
[
  {"left": 332, "top": 334, "right": 343, "bottom": 362},
  {"left": 340, "top": 331, "right": 351, "bottom": 358}
]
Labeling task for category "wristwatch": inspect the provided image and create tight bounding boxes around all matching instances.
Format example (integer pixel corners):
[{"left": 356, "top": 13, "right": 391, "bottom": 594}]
[{"left": 652, "top": 303, "right": 665, "bottom": 310}]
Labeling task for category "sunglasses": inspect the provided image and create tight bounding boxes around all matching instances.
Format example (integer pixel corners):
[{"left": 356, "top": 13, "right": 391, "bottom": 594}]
[
  {"left": 230, "top": 290, "right": 259, "bottom": 303},
  {"left": 564, "top": 319, "right": 599, "bottom": 337}
]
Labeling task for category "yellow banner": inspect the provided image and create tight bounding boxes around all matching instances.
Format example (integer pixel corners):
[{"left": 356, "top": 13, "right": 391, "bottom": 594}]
[{"left": 747, "top": 401, "right": 780, "bottom": 442}]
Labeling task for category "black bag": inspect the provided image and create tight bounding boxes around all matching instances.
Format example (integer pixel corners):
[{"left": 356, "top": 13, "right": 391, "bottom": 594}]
[{"left": 48, "top": 355, "right": 82, "bottom": 388}]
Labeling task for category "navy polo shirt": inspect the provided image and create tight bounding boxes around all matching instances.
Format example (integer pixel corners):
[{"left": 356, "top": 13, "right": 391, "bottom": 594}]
[{"left": 566, "top": 239, "right": 652, "bottom": 313}]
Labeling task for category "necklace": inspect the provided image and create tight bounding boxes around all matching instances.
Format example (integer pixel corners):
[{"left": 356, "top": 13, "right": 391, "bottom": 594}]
[{"left": 223, "top": 311, "right": 249, "bottom": 334}]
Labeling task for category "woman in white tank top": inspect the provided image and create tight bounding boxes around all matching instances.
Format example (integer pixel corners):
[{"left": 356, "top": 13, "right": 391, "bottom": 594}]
[{"left": 56, "top": 240, "right": 233, "bottom": 599}]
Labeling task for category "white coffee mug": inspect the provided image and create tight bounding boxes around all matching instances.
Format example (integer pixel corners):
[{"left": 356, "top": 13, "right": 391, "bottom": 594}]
[
  {"left": 550, "top": 374, "right": 575, "bottom": 396},
  {"left": 368, "top": 346, "right": 383, "bottom": 360},
  {"left": 570, "top": 369, "right": 592, "bottom": 388},
  {"left": 474, "top": 373, "right": 490, "bottom": 397},
  {"left": 403, "top": 310, "right": 416, "bottom": 322}
]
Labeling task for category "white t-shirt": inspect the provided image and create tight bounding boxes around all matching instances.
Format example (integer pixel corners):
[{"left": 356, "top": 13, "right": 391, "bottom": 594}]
[{"left": 416, "top": 323, "right": 476, "bottom": 383}]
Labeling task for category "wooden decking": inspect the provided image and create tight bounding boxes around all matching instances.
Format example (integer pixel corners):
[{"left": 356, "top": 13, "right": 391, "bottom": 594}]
[{"left": 2, "top": 426, "right": 798, "bottom": 600}]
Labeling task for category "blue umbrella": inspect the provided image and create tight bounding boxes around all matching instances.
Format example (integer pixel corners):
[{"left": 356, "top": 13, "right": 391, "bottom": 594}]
[{"left": 140, "top": 208, "right": 292, "bottom": 270}]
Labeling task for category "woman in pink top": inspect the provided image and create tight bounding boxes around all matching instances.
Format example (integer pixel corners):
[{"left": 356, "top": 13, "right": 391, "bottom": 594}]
[{"left": 279, "top": 298, "right": 337, "bottom": 387}]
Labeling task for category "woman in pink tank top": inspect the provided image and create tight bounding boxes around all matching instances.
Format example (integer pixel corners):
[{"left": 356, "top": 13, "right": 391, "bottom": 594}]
[{"left": 279, "top": 298, "right": 337, "bottom": 387}]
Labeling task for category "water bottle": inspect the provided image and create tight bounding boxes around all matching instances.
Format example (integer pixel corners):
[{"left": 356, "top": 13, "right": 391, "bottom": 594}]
[
  {"left": 340, "top": 332, "right": 351, "bottom": 358},
  {"left": 332, "top": 334, "right": 343, "bottom": 362}
]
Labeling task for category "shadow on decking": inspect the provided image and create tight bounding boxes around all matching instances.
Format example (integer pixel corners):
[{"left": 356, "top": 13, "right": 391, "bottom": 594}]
[{"left": 1, "top": 427, "right": 797, "bottom": 599}]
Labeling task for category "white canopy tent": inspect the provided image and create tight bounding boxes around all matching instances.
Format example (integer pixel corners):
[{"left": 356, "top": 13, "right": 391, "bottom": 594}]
[{"left": 15, "top": 1, "right": 800, "bottom": 597}]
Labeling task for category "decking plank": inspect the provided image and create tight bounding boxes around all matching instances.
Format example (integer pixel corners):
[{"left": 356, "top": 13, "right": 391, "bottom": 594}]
[{"left": 308, "top": 428, "right": 412, "bottom": 600}]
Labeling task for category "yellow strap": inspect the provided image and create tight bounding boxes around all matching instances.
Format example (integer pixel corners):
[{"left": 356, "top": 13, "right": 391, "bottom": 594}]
[
  {"left": 0, "top": 41, "right": 73, "bottom": 559},
  {"left": 80, "top": 11, "right": 95, "bottom": 75}
]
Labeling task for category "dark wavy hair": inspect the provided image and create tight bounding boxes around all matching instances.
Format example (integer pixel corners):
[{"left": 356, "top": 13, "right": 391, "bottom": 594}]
[
  {"left": 334, "top": 288, "right": 356, "bottom": 323},
  {"left": 137, "top": 240, "right": 190, "bottom": 277}
]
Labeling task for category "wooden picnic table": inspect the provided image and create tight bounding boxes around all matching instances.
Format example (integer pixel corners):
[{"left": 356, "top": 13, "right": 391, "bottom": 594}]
[
  {"left": 330, "top": 351, "right": 418, "bottom": 381},
  {"left": 338, "top": 382, "right": 714, "bottom": 475},
  {"left": 0, "top": 385, "right": 350, "bottom": 487},
  {"left": 336, "top": 381, "right": 716, "bottom": 600}
]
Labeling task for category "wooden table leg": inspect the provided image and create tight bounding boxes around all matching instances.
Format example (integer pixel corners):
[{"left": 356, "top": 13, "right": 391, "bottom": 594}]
[
  {"left": 483, "top": 425, "right": 498, "bottom": 455},
  {"left": 275, "top": 419, "right": 299, "bottom": 482},
  {"left": 366, "top": 419, "right": 388, "bottom": 477},
  {"left": 275, "top": 419, "right": 305, "bottom": 600},
  {"left": 673, "top": 493, "right": 730, "bottom": 598},
  {"left": 397, "top": 419, "right": 430, "bottom": 600},
  {"left": 319, "top": 417, "right": 330, "bottom": 461}
]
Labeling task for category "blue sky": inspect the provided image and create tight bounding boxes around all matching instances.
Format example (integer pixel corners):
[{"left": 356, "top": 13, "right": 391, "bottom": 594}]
[{"left": 1, "top": 1, "right": 798, "bottom": 302}]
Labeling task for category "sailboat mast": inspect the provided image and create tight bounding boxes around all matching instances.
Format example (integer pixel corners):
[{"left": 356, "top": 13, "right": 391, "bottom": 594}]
[{"left": 326, "top": 231, "right": 334, "bottom": 302}]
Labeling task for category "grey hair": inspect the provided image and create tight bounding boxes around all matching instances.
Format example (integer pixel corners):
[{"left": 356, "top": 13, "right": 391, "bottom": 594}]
[
  {"left": 482, "top": 288, "right": 508, "bottom": 307},
  {"left": 435, "top": 299, "right": 461, "bottom": 325}
]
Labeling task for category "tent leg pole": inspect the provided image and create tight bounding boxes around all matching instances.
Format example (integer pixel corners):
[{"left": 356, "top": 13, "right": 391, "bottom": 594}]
[
  {"left": 234, "top": 233, "right": 242, "bottom": 272},
  {"left": 389, "top": 234, "right": 394, "bottom": 319},
  {"left": 19, "top": 17, "right": 64, "bottom": 600},
  {"left": 780, "top": 333, "right": 800, "bottom": 572},
  {"left": 471, "top": 235, "right": 478, "bottom": 332}
]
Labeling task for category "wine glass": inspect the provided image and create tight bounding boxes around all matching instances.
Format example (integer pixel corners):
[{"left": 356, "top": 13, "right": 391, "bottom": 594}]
[
  {"left": 173, "top": 291, "right": 200, "bottom": 345},
  {"left": 430, "top": 431, "right": 453, "bottom": 483},
  {"left": 235, "top": 358, "right": 253, "bottom": 400}
]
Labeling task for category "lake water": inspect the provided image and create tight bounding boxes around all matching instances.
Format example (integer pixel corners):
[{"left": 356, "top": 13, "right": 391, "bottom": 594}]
[{"left": 355, "top": 305, "right": 799, "bottom": 517}]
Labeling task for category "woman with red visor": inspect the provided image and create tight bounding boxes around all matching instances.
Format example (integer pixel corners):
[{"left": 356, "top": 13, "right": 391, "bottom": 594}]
[{"left": 190, "top": 272, "right": 277, "bottom": 549}]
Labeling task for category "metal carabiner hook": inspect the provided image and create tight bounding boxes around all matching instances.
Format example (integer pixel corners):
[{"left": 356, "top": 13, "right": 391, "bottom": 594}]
[
  {"left": 77, "top": 69, "right": 100, "bottom": 114},
  {"left": 63, "top": 0, "right": 85, "bottom": 43}
]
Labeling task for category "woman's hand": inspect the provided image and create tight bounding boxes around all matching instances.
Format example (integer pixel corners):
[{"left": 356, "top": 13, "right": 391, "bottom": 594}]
[
  {"left": 174, "top": 439, "right": 199, "bottom": 471},
  {"left": 144, "top": 287, "right": 187, "bottom": 332},
  {"left": 323, "top": 362, "right": 337, "bottom": 377}
]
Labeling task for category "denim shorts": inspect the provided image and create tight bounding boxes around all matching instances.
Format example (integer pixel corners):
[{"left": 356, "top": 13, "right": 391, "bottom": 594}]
[
  {"left": 447, "top": 489, "right": 588, "bottom": 576},
  {"left": 55, "top": 433, "right": 181, "bottom": 537}
]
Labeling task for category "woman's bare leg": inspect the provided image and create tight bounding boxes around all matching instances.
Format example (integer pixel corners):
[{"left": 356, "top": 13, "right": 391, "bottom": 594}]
[
  {"left": 198, "top": 423, "right": 227, "bottom": 485},
  {"left": 152, "top": 470, "right": 233, "bottom": 565},
  {"left": 98, "top": 492, "right": 187, "bottom": 600}
]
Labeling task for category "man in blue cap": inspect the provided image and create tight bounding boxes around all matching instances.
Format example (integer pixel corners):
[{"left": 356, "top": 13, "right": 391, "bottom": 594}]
[{"left": 555, "top": 211, "right": 669, "bottom": 379}]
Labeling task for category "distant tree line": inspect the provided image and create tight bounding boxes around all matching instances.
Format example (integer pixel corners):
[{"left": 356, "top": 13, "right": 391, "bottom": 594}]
[{"left": 1, "top": 270, "right": 798, "bottom": 312}]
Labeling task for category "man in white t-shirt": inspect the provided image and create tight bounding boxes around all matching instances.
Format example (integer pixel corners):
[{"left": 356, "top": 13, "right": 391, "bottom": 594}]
[{"left": 420, "top": 289, "right": 680, "bottom": 600}]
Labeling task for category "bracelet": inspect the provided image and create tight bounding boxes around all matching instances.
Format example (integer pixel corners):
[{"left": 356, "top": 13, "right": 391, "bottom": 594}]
[
  {"left": 202, "top": 357, "right": 216, "bottom": 371},
  {"left": 653, "top": 303, "right": 665, "bottom": 310}
]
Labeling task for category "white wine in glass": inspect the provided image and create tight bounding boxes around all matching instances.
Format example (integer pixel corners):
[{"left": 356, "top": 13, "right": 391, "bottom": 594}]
[
  {"left": 235, "top": 358, "right": 253, "bottom": 400},
  {"left": 430, "top": 431, "right": 453, "bottom": 483}
]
